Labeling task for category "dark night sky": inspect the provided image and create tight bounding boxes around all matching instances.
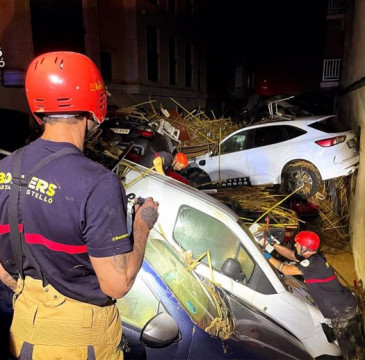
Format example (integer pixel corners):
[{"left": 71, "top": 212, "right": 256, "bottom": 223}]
[{"left": 204, "top": 0, "right": 328, "bottom": 96}]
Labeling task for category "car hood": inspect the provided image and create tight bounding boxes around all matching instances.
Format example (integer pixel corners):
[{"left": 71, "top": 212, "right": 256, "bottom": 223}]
[{"left": 229, "top": 295, "right": 313, "bottom": 360}]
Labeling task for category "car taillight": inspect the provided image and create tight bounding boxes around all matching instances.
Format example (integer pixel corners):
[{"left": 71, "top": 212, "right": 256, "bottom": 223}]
[
  {"left": 315, "top": 135, "right": 346, "bottom": 147},
  {"left": 137, "top": 129, "right": 154, "bottom": 137},
  {"left": 127, "top": 153, "right": 141, "bottom": 163}
]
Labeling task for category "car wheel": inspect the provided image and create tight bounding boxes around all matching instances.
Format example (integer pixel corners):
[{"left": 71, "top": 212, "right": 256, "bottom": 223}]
[{"left": 281, "top": 162, "right": 322, "bottom": 199}]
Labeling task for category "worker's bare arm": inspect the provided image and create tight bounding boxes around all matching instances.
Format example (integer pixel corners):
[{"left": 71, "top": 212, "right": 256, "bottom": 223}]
[
  {"left": 90, "top": 197, "right": 159, "bottom": 299},
  {"left": 0, "top": 262, "right": 17, "bottom": 291},
  {"left": 272, "top": 243, "right": 298, "bottom": 261},
  {"left": 269, "top": 256, "right": 303, "bottom": 276}
]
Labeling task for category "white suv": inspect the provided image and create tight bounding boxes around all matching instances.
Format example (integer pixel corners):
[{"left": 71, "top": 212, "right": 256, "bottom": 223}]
[
  {"left": 118, "top": 161, "right": 342, "bottom": 359},
  {"left": 189, "top": 115, "right": 359, "bottom": 198}
]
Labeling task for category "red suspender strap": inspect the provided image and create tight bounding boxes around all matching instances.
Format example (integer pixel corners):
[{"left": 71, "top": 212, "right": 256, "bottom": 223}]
[{"left": 304, "top": 274, "right": 337, "bottom": 283}]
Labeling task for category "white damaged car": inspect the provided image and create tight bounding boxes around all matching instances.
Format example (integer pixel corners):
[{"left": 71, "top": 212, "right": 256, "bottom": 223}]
[
  {"left": 117, "top": 160, "right": 342, "bottom": 359},
  {"left": 188, "top": 115, "right": 359, "bottom": 198}
]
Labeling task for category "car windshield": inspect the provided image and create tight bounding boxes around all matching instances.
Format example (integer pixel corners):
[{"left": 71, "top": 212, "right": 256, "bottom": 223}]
[
  {"left": 237, "top": 219, "right": 261, "bottom": 249},
  {"left": 308, "top": 116, "right": 351, "bottom": 133},
  {"left": 173, "top": 205, "right": 256, "bottom": 282},
  {"left": 145, "top": 236, "right": 233, "bottom": 339}
]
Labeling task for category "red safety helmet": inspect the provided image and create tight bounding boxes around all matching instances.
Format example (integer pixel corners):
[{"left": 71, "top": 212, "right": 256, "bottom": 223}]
[
  {"left": 174, "top": 152, "right": 188, "bottom": 167},
  {"left": 294, "top": 231, "right": 320, "bottom": 251},
  {"left": 25, "top": 51, "right": 107, "bottom": 125}
]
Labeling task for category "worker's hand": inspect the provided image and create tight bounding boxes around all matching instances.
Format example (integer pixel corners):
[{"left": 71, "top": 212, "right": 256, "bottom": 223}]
[
  {"left": 267, "top": 235, "right": 281, "bottom": 246},
  {"left": 133, "top": 197, "right": 159, "bottom": 230},
  {"left": 263, "top": 250, "right": 272, "bottom": 260}
]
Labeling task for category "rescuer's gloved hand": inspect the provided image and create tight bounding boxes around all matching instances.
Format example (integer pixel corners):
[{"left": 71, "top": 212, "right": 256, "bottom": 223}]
[
  {"left": 263, "top": 250, "right": 272, "bottom": 260},
  {"left": 153, "top": 156, "right": 165, "bottom": 175},
  {"left": 267, "top": 236, "right": 279, "bottom": 246}
]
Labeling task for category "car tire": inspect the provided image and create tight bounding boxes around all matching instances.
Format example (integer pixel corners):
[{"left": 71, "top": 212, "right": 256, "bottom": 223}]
[
  {"left": 182, "top": 167, "right": 212, "bottom": 188},
  {"left": 281, "top": 162, "right": 322, "bottom": 199}
]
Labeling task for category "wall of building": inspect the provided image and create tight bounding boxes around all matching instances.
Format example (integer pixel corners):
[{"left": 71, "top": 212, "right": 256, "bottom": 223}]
[
  {"left": 0, "top": 0, "right": 102, "bottom": 116},
  {"left": 98, "top": 0, "right": 208, "bottom": 111},
  {"left": 0, "top": 0, "right": 33, "bottom": 114},
  {"left": 338, "top": 0, "right": 365, "bottom": 287},
  {"left": 0, "top": 0, "right": 208, "bottom": 119}
]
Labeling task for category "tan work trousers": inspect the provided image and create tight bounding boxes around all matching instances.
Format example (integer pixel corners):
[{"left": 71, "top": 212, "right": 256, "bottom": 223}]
[{"left": 10, "top": 276, "right": 123, "bottom": 360}]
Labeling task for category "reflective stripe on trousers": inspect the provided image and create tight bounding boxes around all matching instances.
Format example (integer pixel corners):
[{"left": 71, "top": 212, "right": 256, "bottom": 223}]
[{"left": 10, "top": 277, "right": 123, "bottom": 360}]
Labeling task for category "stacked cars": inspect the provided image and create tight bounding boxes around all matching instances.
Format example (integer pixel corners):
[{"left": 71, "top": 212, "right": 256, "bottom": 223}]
[
  {"left": 80, "top": 110, "right": 357, "bottom": 358},
  {"left": 0, "top": 107, "right": 357, "bottom": 359},
  {"left": 116, "top": 160, "right": 342, "bottom": 359}
]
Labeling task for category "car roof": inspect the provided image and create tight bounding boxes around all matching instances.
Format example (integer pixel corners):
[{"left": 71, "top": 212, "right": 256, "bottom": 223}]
[
  {"left": 244, "top": 115, "right": 335, "bottom": 130},
  {"left": 122, "top": 159, "right": 242, "bottom": 219}
]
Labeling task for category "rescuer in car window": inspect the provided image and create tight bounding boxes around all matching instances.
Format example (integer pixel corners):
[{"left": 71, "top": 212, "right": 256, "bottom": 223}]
[
  {"left": 0, "top": 51, "right": 159, "bottom": 359},
  {"left": 139, "top": 149, "right": 189, "bottom": 177},
  {"left": 151, "top": 151, "right": 189, "bottom": 175},
  {"left": 263, "top": 231, "right": 364, "bottom": 360}
]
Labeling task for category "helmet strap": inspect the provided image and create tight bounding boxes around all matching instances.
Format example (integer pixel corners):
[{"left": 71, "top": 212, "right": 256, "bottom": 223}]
[{"left": 87, "top": 119, "right": 99, "bottom": 133}]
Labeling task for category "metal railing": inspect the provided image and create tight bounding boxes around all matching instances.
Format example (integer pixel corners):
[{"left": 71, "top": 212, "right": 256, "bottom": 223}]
[
  {"left": 322, "top": 58, "right": 342, "bottom": 82},
  {"left": 327, "top": 0, "right": 345, "bottom": 15}
]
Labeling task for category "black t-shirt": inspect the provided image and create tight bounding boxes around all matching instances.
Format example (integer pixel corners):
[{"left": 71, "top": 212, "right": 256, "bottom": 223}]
[
  {"left": 296, "top": 253, "right": 357, "bottom": 318},
  {"left": 0, "top": 139, "right": 132, "bottom": 306}
]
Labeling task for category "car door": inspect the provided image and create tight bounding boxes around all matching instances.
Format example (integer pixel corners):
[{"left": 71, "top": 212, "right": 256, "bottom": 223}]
[
  {"left": 117, "top": 262, "right": 191, "bottom": 360},
  {"left": 245, "top": 125, "right": 292, "bottom": 185},
  {"left": 197, "top": 129, "right": 253, "bottom": 182},
  {"left": 172, "top": 205, "right": 274, "bottom": 304}
]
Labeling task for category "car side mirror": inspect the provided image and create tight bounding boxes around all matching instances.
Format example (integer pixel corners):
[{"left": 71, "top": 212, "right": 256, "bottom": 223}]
[
  {"left": 140, "top": 312, "right": 180, "bottom": 348},
  {"left": 221, "top": 258, "right": 246, "bottom": 282}
]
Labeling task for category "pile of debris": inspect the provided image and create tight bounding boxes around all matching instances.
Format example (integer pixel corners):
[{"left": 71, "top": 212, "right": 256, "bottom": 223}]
[
  {"left": 103, "top": 98, "right": 363, "bottom": 312},
  {"left": 108, "top": 98, "right": 240, "bottom": 157},
  {"left": 107, "top": 99, "right": 355, "bottom": 251},
  {"left": 212, "top": 186, "right": 301, "bottom": 246},
  {"left": 308, "top": 175, "right": 354, "bottom": 254}
]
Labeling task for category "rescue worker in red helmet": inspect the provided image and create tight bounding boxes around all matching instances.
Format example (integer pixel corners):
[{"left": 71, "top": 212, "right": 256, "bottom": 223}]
[
  {"left": 173, "top": 152, "right": 189, "bottom": 170},
  {"left": 139, "top": 149, "right": 188, "bottom": 177},
  {"left": 152, "top": 151, "right": 188, "bottom": 175},
  {"left": 0, "top": 51, "right": 159, "bottom": 359},
  {"left": 262, "top": 230, "right": 364, "bottom": 359}
]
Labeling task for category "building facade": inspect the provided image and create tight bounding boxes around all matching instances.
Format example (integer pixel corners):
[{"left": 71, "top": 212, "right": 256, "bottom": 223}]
[{"left": 0, "top": 0, "right": 208, "bottom": 120}]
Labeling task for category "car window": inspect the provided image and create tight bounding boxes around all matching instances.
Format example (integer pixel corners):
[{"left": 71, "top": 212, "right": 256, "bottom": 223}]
[
  {"left": 307, "top": 116, "right": 351, "bottom": 133},
  {"left": 252, "top": 126, "right": 289, "bottom": 148},
  {"left": 116, "top": 271, "right": 163, "bottom": 329},
  {"left": 283, "top": 125, "right": 307, "bottom": 139},
  {"left": 145, "top": 237, "right": 227, "bottom": 333},
  {"left": 220, "top": 132, "right": 248, "bottom": 154},
  {"left": 173, "top": 205, "right": 255, "bottom": 280}
]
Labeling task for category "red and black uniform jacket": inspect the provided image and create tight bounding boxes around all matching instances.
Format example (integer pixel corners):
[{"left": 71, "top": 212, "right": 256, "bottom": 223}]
[{"left": 296, "top": 252, "right": 357, "bottom": 319}]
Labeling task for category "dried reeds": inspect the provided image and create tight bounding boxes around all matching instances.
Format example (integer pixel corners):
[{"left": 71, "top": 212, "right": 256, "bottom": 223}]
[
  {"left": 213, "top": 187, "right": 300, "bottom": 231},
  {"left": 308, "top": 175, "right": 354, "bottom": 254}
]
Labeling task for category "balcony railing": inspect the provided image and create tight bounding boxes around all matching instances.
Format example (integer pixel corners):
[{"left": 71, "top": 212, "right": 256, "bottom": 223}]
[
  {"left": 327, "top": 0, "right": 345, "bottom": 15},
  {"left": 322, "top": 58, "right": 342, "bottom": 82}
]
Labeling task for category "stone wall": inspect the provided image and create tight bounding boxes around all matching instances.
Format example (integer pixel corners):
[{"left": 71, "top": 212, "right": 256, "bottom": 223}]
[{"left": 339, "top": 0, "right": 365, "bottom": 289}]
